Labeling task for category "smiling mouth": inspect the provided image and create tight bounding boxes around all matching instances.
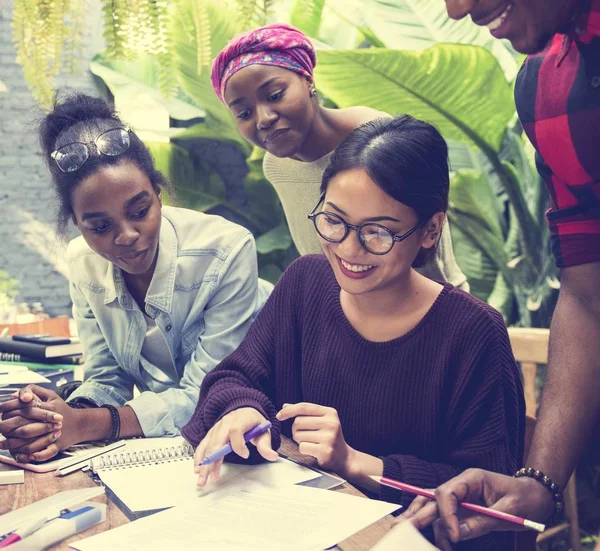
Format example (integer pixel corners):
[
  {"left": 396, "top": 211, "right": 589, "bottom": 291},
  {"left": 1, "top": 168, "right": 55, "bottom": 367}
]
[
  {"left": 473, "top": 2, "right": 513, "bottom": 29},
  {"left": 264, "top": 129, "right": 289, "bottom": 144}
]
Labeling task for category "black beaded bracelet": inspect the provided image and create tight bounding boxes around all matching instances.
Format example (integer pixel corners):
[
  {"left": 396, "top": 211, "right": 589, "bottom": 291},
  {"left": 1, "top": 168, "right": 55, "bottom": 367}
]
[
  {"left": 103, "top": 404, "right": 121, "bottom": 444},
  {"left": 514, "top": 467, "right": 564, "bottom": 523}
]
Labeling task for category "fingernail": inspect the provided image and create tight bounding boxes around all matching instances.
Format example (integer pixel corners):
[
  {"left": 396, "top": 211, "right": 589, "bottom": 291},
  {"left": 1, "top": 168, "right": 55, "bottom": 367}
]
[
  {"left": 52, "top": 414, "right": 63, "bottom": 422},
  {"left": 54, "top": 422, "right": 63, "bottom": 429},
  {"left": 275, "top": 412, "right": 282, "bottom": 420},
  {"left": 29, "top": 455, "right": 35, "bottom": 461},
  {"left": 282, "top": 403, "right": 290, "bottom": 408},
  {"left": 459, "top": 523, "right": 471, "bottom": 539},
  {"left": 0, "top": 442, "right": 4, "bottom": 450},
  {"left": 54, "top": 430, "right": 61, "bottom": 439},
  {"left": 23, "top": 392, "right": 31, "bottom": 399}
]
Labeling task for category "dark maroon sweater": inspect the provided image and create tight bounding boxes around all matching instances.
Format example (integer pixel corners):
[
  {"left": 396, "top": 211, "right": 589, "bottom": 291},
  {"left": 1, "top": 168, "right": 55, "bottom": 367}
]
[{"left": 183, "top": 255, "right": 525, "bottom": 551}]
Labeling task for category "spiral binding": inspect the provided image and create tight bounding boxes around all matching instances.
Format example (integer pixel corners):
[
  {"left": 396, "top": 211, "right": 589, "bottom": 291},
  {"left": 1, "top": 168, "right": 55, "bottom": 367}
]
[{"left": 90, "top": 442, "right": 194, "bottom": 472}]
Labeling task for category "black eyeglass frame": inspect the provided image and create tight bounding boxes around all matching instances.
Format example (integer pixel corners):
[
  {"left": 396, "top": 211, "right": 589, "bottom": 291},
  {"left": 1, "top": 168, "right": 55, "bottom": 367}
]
[
  {"left": 307, "top": 193, "right": 426, "bottom": 256},
  {"left": 50, "top": 127, "right": 132, "bottom": 173}
]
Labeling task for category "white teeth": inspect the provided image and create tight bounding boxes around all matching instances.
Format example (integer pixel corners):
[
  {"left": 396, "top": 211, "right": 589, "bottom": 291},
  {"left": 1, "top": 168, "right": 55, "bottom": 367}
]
[
  {"left": 487, "top": 4, "right": 512, "bottom": 31},
  {"left": 340, "top": 259, "right": 375, "bottom": 273}
]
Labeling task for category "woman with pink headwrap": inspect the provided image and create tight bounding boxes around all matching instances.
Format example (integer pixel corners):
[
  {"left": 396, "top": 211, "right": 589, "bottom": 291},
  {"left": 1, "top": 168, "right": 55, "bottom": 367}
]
[{"left": 210, "top": 23, "right": 467, "bottom": 289}]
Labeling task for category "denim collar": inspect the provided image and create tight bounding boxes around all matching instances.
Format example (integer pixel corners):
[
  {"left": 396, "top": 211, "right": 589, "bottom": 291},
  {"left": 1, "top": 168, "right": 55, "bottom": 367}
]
[{"left": 103, "top": 214, "right": 178, "bottom": 314}]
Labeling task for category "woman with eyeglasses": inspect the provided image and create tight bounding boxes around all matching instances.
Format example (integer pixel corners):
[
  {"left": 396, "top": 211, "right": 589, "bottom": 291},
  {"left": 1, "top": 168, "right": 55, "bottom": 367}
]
[
  {"left": 182, "top": 115, "right": 525, "bottom": 550},
  {"left": 0, "top": 93, "right": 270, "bottom": 462},
  {"left": 210, "top": 23, "right": 468, "bottom": 290}
]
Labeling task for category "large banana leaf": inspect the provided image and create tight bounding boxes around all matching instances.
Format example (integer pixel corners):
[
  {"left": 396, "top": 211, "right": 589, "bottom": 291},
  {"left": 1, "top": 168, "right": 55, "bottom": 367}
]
[
  {"left": 171, "top": 0, "right": 245, "bottom": 147},
  {"left": 90, "top": 54, "right": 205, "bottom": 125},
  {"left": 315, "top": 44, "right": 514, "bottom": 153},
  {"left": 362, "top": 0, "right": 519, "bottom": 80},
  {"left": 291, "top": 0, "right": 326, "bottom": 37},
  {"left": 448, "top": 169, "right": 508, "bottom": 301}
]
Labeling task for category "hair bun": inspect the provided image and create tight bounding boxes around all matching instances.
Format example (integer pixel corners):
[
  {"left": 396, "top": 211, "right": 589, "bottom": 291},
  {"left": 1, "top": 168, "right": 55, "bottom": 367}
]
[{"left": 39, "top": 92, "right": 119, "bottom": 157}]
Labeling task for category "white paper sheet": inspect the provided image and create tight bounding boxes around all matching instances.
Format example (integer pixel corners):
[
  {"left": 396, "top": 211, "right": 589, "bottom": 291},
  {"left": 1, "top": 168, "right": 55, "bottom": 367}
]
[
  {"left": 370, "top": 521, "right": 439, "bottom": 550},
  {"left": 0, "top": 369, "right": 50, "bottom": 386},
  {"left": 97, "top": 456, "right": 320, "bottom": 512},
  {"left": 71, "top": 485, "right": 399, "bottom": 551}
]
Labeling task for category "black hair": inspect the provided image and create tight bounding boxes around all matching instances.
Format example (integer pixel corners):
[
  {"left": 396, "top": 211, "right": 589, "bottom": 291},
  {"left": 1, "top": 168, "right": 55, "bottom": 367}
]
[
  {"left": 39, "top": 92, "right": 172, "bottom": 237},
  {"left": 320, "top": 115, "right": 449, "bottom": 267}
]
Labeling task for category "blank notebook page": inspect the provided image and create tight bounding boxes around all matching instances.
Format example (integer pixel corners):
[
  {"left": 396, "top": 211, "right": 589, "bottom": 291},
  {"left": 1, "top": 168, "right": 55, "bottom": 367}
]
[{"left": 94, "top": 437, "right": 319, "bottom": 513}]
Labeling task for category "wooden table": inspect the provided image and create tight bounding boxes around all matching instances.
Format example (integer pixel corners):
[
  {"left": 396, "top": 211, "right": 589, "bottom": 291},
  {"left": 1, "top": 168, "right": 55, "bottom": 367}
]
[{"left": 1, "top": 437, "right": 394, "bottom": 550}]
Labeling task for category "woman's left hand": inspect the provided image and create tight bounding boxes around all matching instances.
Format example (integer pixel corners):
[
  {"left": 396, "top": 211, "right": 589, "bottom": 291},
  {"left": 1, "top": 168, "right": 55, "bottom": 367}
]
[{"left": 276, "top": 402, "right": 352, "bottom": 474}]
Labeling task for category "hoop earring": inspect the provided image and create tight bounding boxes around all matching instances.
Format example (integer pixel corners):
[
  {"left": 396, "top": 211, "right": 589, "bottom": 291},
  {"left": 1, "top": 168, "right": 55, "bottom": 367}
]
[{"left": 310, "top": 87, "right": 317, "bottom": 97}]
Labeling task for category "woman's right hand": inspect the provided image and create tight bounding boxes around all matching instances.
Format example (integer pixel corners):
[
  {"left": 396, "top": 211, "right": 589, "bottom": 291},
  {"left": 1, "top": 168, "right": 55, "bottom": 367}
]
[
  {"left": 194, "top": 407, "right": 278, "bottom": 488},
  {"left": 0, "top": 386, "right": 64, "bottom": 462}
]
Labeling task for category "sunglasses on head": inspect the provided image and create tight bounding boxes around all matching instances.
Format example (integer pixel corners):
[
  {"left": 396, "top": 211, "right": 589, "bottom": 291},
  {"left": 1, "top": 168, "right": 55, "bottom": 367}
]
[{"left": 50, "top": 127, "right": 131, "bottom": 173}]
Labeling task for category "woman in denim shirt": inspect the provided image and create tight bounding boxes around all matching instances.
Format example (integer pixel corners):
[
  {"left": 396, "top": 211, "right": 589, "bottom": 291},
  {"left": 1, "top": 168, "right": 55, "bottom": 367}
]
[{"left": 0, "top": 93, "right": 270, "bottom": 462}]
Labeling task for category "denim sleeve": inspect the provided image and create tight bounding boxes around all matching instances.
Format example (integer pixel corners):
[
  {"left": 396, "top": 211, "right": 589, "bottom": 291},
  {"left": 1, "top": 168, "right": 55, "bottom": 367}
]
[
  {"left": 126, "top": 232, "right": 272, "bottom": 437},
  {"left": 66, "top": 280, "right": 136, "bottom": 408}
]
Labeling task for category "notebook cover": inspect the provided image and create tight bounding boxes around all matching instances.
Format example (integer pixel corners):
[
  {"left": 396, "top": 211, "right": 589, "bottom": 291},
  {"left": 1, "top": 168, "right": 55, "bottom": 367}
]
[{"left": 0, "top": 337, "right": 82, "bottom": 360}]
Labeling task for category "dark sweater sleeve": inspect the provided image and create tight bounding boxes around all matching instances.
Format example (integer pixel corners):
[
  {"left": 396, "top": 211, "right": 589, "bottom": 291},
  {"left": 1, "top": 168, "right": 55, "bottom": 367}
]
[
  {"left": 181, "top": 259, "right": 304, "bottom": 454},
  {"left": 381, "top": 308, "right": 525, "bottom": 503}
]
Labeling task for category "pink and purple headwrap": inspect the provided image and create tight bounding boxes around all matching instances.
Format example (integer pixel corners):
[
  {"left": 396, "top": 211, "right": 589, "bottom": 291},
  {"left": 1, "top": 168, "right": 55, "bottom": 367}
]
[{"left": 211, "top": 23, "right": 317, "bottom": 104}]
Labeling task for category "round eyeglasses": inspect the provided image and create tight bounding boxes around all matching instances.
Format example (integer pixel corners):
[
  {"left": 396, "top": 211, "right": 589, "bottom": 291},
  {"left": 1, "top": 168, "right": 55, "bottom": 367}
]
[
  {"left": 50, "top": 127, "right": 131, "bottom": 173},
  {"left": 308, "top": 195, "right": 425, "bottom": 255}
]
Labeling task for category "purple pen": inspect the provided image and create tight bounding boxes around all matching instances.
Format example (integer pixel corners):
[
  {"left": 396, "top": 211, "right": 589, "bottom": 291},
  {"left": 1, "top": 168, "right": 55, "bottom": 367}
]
[{"left": 197, "top": 421, "right": 273, "bottom": 466}]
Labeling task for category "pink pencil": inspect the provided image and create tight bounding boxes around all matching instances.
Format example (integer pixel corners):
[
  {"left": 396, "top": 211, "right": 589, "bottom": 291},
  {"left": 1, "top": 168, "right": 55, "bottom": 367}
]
[{"left": 370, "top": 475, "right": 545, "bottom": 532}]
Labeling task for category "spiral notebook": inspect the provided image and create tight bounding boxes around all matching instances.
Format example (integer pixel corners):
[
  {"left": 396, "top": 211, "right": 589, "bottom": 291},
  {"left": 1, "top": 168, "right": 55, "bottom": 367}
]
[{"left": 90, "top": 437, "right": 321, "bottom": 516}]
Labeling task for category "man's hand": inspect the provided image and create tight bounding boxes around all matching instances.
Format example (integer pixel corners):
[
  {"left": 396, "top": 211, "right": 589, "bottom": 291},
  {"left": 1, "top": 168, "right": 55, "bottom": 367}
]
[
  {"left": 194, "top": 407, "right": 277, "bottom": 488},
  {"left": 397, "top": 469, "right": 554, "bottom": 546},
  {"left": 276, "top": 402, "right": 352, "bottom": 475},
  {"left": 0, "top": 385, "right": 81, "bottom": 462}
]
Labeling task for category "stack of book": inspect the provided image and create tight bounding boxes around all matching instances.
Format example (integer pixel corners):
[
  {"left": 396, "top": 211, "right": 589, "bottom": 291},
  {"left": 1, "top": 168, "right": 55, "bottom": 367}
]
[
  {"left": 0, "top": 334, "right": 83, "bottom": 366},
  {"left": 0, "top": 334, "right": 83, "bottom": 396}
]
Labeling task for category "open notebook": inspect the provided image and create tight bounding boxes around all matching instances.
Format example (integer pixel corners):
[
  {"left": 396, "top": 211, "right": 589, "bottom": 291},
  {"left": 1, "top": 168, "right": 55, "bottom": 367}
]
[{"left": 89, "top": 437, "right": 322, "bottom": 516}]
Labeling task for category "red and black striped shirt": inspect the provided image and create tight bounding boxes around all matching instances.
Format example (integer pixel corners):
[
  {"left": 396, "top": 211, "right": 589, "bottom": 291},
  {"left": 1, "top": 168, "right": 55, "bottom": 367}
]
[{"left": 515, "top": 0, "right": 600, "bottom": 267}]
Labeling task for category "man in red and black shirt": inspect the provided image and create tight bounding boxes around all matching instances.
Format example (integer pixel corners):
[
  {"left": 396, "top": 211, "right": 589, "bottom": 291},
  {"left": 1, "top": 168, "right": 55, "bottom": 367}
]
[{"left": 400, "top": 0, "right": 600, "bottom": 546}]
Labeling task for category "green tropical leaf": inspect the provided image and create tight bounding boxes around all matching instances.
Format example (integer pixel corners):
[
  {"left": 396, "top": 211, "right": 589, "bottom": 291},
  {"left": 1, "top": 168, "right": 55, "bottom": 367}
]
[
  {"left": 291, "top": 0, "right": 326, "bottom": 37},
  {"left": 314, "top": 44, "right": 514, "bottom": 153},
  {"left": 171, "top": 0, "right": 244, "bottom": 144},
  {"left": 361, "top": 0, "right": 519, "bottom": 80},
  {"left": 448, "top": 169, "right": 511, "bottom": 301},
  {"left": 450, "top": 169, "right": 504, "bottom": 239},
  {"left": 90, "top": 54, "right": 205, "bottom": 123},
  {"left": 256, "top": 223, "right": 293, "bottom": 254},
  {"left": 487, "top": 271, "right": 515, "bottom": 323},
  {"left": 259, "top": 263, "right": 284, "bottom": 284},
  {"left": 449, "top": 222, "right": 498, "bottom": 300}
]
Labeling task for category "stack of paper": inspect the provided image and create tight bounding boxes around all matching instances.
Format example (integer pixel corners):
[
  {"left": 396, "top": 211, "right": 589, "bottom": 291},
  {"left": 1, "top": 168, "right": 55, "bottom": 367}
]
[
  {"left": 0, "top": 364, "right": 50, "bottom": 386},
  {"left": 71, "top": 485, "right": 400, "bottom": 551}
]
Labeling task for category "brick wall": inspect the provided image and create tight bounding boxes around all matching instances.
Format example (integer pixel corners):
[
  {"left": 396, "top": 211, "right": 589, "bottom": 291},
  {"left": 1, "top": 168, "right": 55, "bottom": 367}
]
[{"left": 0, "top": 1, "right": 104, "bottom": 316}]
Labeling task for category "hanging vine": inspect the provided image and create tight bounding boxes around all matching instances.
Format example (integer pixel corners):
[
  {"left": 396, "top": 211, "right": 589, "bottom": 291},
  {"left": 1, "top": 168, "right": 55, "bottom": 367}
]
[
  {"left": 12, "top": 0, "right": 273, "bottom": 108},
  {"left": 233, "top": 0, "right": 274, "bottom": 30}
]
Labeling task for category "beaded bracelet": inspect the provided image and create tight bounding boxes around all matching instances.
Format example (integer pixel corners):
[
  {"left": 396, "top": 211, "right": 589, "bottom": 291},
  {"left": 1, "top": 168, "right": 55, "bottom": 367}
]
[
  {"left": 513, "top": 467, "right": 564, "bottom": 523},
  {"left": 103, "top": 404, "right": 121, "bottom": 444}
]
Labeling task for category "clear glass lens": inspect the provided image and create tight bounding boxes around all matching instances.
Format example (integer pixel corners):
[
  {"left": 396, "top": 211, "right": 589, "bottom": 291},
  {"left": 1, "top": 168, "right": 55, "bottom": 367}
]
[
  {"left": 54, "top": 143, "right": 89, "bottom": 173},
  {"left": 315, "top": 213, "right": 347, "bottom": 241},
  {"left": 360, "top": 224, "right": 394, "bottom": 254},
  {"left": 97, "top": 128, "right": 130, "bottom": 156}
]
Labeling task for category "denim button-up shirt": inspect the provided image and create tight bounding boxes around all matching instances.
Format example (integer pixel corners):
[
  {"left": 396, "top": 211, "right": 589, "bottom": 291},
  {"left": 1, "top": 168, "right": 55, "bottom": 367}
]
[{"left": 66, "top": 206, "right": 272, "bottom": 437}]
